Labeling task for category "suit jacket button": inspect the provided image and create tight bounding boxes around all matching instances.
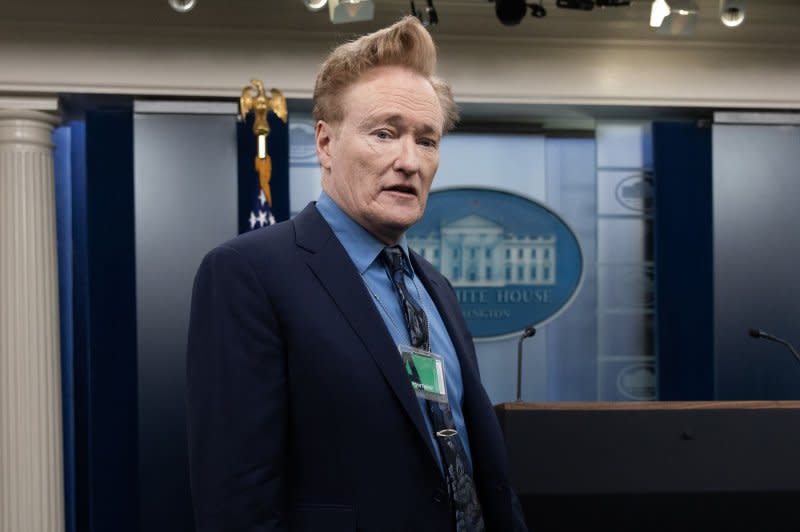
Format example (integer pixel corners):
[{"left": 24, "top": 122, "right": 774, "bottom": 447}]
[
  {"left": 496, "top": 483, "right": 504, "bottom": 493},
  {"left": 433, "top": 488, "right": 446, "bottom": 503}
]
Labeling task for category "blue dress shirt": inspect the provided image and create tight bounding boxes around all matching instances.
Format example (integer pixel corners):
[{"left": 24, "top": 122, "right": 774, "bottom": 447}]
[{"left": 316, "top": 191, "right": 474, "bottom": 473}]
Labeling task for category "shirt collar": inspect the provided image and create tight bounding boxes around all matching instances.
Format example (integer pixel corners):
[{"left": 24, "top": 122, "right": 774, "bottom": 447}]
[{"left": 316, "top": 190, "right": 412, "bottom": 275}]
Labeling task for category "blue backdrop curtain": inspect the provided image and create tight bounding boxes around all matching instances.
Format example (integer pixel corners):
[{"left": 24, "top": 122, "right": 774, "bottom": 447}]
[
  {"left": 54, "top": 99, "right": 290, "bottom": 531},
  {"left": 54, "top": 121, "right": 82, "bottom": 532},
  {"left": 653, "top": 121, "right": 713, "bottom": 400},
  {"left": 53, "top": 107, "right": 139, "bottom": 532}
]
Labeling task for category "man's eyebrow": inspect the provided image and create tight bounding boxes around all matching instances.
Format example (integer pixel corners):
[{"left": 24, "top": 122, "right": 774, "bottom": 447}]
[{"left": 361, "top": 114, "right": 441, "bottom": 136}]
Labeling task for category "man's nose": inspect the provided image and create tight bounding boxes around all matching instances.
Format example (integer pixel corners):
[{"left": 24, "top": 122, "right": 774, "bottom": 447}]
[{"left": 393, "top": 136, "right": 420, "bottom": 175}]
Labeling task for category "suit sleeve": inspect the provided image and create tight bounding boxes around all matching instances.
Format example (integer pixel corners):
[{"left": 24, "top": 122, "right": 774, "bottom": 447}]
[{"left": 186, "top": 244, "right": 288, "bottom": 531}]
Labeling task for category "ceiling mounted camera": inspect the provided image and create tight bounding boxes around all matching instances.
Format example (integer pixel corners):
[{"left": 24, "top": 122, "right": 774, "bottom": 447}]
[{"left": 556, "top": 0, "right": 595, "bottom": 10}]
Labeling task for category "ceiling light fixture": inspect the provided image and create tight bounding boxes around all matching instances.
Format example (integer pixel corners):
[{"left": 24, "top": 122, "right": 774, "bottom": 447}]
[
  {"left": 495, "top": 0, "right": 528, "bottom": 25},
  {"left": 650, "top": 0, "right": 670, "bottom": 27},
  {"left": 411, "top": 0, "right": 438, "bottom": 27},
  {"left": 168, "top": 0, "right": 197, "bottom": 13},
  {"left": 719, "top": 0, "right": 745, "bottom": 27},
  {"left": 303, "top": 0, "right": 328, "bottom": 12},
  {"left": 650, "top": 0, "right": 698, "bottom": 34},
  {"left": 595, "top": 0, "right": 631, "bottom": 6},
  {"left": 328, "top": 0, "right": 374, "bottom": 24},
  {"left": 493, "top": 0, "right": 549, "bottom": 25},
  {"left": 426, "top": 0, "right": 439, "bottom": 25},
  {"left": 555, "top": 0, "right": 595, "bottom": 10},
  {"left": 529, "top": 0, "right": 546, "bottom": 17}
]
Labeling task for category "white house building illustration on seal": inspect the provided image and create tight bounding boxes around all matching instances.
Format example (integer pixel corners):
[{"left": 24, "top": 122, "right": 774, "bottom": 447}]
[{"left": 408, "top": 214, "right": 557, "bottom": 287}]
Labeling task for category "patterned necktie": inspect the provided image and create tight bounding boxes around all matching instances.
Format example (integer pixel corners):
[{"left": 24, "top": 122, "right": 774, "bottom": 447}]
[{"left": 380, "top": 246, "right": 486, "bottom": 532}]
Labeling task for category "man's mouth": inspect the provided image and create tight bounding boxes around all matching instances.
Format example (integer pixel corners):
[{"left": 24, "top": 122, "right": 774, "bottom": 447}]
[{"left": 384, "top": 184, "right": 417, "bottom": 196}]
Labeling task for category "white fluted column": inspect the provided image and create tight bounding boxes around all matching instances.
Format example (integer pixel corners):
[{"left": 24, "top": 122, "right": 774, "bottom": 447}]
[{"left": 0, "top": 109, "right": 65, "bottom": 532}]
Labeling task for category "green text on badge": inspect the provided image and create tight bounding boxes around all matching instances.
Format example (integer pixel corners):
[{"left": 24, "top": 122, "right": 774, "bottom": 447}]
[{"left": 400, "top": 348, "right": 447, "bottom": 402}]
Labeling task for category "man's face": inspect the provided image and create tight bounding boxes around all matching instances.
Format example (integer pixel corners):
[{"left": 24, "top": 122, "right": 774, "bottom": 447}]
[{"left": 316, "top": 65, "right": 444, "bottom": 245}]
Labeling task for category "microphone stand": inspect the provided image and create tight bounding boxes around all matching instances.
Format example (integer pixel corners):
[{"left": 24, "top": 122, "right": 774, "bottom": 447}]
[
  {"left": 749, "top": 328, "right": 800, "bottom": 365},
  {"left": 516, "top": 326, "right": 537, "bottom": 402}
]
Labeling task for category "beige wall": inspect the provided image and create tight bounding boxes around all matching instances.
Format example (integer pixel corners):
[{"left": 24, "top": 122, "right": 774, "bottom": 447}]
[{"left": 1, "top": 10, "right": 799, "bottom": 109}]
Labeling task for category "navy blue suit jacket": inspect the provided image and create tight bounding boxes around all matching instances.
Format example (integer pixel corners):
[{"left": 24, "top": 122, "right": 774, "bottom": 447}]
[{"left": 186, "top": 203, "right": 528, "bottom": 531}]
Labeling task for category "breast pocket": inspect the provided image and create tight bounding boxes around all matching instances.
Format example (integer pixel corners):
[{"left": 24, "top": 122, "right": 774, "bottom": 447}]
[{"left": 291, "top": 504, "right": 356, "bottom": 532}]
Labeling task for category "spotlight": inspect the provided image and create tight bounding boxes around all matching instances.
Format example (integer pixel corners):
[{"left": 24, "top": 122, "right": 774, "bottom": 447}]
[
  {"left": 555, "top": 0, "right": 594, "bottom": 10},
  {"left": 720, "top": 0, "right": 745, "bottom": 27},
  {"left": 495, "top": 0, "right": 527, "bottom": 25},
  {"left": 328, "top": 0, "right": 374, "bottom": 24},
  {"left": 303, "top": 0, "right": 328, "bottom": 12},
  {"left": 426, "top": 0, "right": 439, "bottom": 26},
  {"left": 529, "top": 1, "right": 546, "bottom": 17},
  {"left": 411, "top": 0, "right": 438, "bottom": 27},
  {"left": 650, "top": 0, "right": 670, "bottom": 26},
  {"left": 168, "top": 0, "right": 197, "bottom": 13},
  {"left": 650, "top": 0, "right": 698, "bottom": 34}
]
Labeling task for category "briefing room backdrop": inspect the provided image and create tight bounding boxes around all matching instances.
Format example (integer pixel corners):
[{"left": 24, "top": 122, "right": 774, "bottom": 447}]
[
  {"left": 4, "top": 2, "right": 800, "bottom": 531},
  {"left": 46, "top": 99, "right": 800, "bottom": 532}
]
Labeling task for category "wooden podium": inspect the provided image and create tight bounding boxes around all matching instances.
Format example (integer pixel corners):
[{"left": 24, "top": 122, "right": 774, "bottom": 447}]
[{"left": 495, "top": 401, "right": 800, "bottom": 531}]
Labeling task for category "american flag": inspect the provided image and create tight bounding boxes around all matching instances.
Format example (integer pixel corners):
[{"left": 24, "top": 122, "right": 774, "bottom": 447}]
[{"left": 248, "top": 188, "right": 276, "bottom": 229}]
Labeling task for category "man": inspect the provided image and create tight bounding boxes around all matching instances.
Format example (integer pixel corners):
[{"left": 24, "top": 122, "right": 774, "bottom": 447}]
[{"left": 186, "top": 16, "right": 529, "bottom": 532}]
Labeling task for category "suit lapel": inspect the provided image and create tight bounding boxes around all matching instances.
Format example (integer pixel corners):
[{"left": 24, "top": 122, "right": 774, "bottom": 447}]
[{"left": 292, "top": 204, "right": 439, "bottom": 464}]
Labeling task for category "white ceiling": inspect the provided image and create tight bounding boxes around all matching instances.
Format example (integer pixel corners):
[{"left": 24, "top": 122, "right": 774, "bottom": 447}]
[
  {"left": 3, "top": 0, "right": 799, "bottom": 47},
  {"left": 3, "top": 0, "right": 798, "bottom": 122}
]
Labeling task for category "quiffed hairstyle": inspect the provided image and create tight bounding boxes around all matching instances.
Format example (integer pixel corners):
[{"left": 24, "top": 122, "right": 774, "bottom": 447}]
[{"left": 312, "top": 16, "right": 459, "bottom": 133}]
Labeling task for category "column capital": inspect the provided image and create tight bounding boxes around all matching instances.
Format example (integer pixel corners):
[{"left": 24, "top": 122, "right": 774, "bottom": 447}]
[
  {"left": 0, "top": 94, "right": 59, "bottom": 112},
  {"left": 0, "top": 109, "right": 61, "bottom": 147}
]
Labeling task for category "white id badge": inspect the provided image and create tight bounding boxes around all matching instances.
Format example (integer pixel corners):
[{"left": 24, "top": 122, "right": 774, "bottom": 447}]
[{"left": 399, "top": 345, "right": 448, "bottom": 403}]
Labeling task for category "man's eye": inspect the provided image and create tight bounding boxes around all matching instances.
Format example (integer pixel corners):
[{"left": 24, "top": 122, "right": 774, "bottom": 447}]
[
  {"left": 419, "top": 138, "right": 438, "bottom": 149},
  {"left": 374, "top": 130, "right": 391, "bottom": 139}
]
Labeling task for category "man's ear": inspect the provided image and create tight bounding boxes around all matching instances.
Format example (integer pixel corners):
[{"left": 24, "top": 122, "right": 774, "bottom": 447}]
[{"left": 315, "top": 120, "right": 334, "bottom": 171}]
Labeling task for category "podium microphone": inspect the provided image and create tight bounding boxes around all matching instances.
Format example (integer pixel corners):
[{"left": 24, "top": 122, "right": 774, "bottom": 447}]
[
  {"left": 516, "top": 325, "right": 537, "bottom": 402},
  {"left": 748, "top": 328, "right": 800, "bottom": 365}
]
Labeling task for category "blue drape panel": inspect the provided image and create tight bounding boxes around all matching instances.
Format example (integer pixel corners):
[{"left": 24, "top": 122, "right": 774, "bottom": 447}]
[
  {"left": 54, "top": 109, "right": 139, "bottom": 532},
  {"left": 84, "top": 109, "right": 139, "bottom": 531},
  {"left": 54, "top": 101, "right": 285, "bottom": 531},
  {"left": 653, "top": 121, "right": 713, "bottom": 399},
  {"left": 54, "top": 122, "right": 80, "bottom": 532}
]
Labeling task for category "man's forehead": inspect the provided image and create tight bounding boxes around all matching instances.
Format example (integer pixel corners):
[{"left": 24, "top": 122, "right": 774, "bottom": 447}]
[
  {"left": 350, "top": 96, "right": 443, "bottom": 134},
  {"left": 353, "top": 70, "right": 438, "bottom": 103}
]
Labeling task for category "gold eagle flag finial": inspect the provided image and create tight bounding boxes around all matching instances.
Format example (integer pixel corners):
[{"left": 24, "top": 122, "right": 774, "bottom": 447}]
[{"left": 239, "top": 79, "right": 288, "bottom": 208}]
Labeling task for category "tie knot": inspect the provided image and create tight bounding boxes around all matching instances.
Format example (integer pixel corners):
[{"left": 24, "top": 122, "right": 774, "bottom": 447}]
[{"left": 380, "top": 245, "right": 405, "bottom": 275}]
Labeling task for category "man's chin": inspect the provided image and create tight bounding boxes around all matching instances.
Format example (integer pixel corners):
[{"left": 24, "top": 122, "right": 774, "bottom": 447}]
[
  {"left": 365, "top": 213, "right": 423, "bottom": 244},
  {"left": 388, "top": 212, "right": 423, "bottom": 232}
]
